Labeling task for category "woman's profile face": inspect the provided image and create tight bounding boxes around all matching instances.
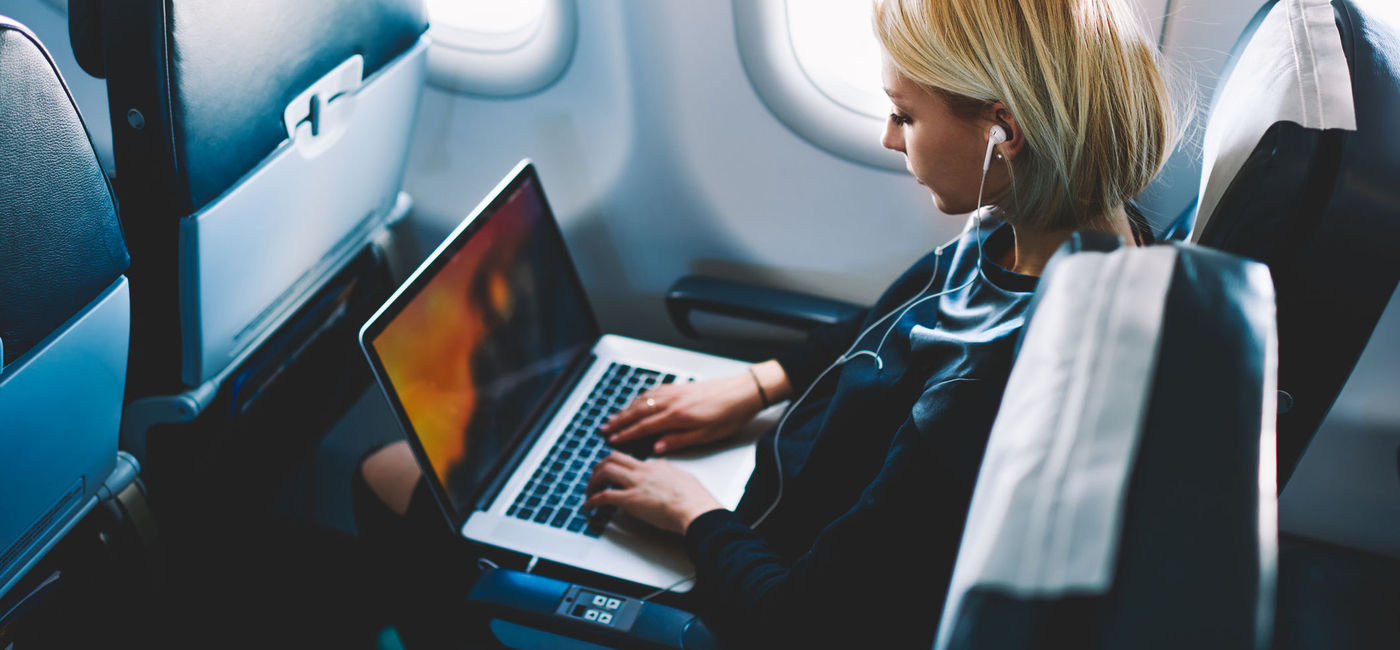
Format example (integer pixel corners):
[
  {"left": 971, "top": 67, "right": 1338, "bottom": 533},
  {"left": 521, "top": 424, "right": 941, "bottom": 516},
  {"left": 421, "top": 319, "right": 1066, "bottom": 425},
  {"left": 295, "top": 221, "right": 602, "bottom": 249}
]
[{"left": 881, "top": 58, "right": 993, "bottom": 215}]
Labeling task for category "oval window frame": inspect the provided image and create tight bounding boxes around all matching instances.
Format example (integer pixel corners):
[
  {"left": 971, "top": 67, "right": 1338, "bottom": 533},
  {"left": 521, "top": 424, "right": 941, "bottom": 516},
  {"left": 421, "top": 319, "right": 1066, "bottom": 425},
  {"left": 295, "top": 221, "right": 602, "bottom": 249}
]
[
  {"left": 425, "top": 0, "right": 578, "bottom": 97},
  {"left": 732, "top": 0, "right": 904, "bottom": 171}
]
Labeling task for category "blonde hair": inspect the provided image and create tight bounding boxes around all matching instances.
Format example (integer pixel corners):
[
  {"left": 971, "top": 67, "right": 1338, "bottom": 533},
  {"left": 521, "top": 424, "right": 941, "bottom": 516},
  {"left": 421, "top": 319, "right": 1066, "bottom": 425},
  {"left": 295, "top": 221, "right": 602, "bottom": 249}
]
[{"left": 875, "top": 0, "right": 1177, "bottom": 232}]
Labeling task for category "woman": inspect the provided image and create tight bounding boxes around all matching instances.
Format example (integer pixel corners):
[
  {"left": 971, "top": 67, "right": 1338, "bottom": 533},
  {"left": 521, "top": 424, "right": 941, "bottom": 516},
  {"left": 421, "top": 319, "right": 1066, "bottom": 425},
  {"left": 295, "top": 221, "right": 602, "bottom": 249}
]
[
  {"left": 356, "top": 0, "right": 1175, "bottom": 646},
  {"left": 580, "top": 0, "right": 1174, "bottom": 646}
]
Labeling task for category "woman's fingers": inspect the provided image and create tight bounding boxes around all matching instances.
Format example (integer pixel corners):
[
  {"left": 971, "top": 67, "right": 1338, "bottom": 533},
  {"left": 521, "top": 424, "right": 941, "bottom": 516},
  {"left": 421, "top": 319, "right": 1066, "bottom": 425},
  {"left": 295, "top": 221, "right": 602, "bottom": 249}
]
[
  {"left": 580, "top": 457, "right": 724, "bottom": 534},
  {"left": 582, "top": 487, "right": 625, "bottom": 511},
  {"left": 584, "top": 459, "right": 627, "bottom": 496},
  {"left": 600, "top": 400, "right": 647, "bottom": 433},
  {"left": 605, "top": 411, "right": 677, "bottom": 445},
  {"left": 600, "top": 387, "right": 669, "bottom": 434},
  {"left": 602, "top": 450, "right": 643, "bottom": 469},
  {"left": 651, "top": 429, "right": 712, "bottom": 455},
  {"left": 584, "top": 452, "right": 641, "bottom": 495}
]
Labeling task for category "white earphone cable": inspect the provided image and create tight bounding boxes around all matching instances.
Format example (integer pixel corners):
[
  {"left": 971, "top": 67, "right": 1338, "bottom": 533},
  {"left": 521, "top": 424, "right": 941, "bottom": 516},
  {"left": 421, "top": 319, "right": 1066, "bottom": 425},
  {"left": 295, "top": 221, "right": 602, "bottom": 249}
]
[{"left": 750, "top": 129, "right": 1003, "bottom": 531}]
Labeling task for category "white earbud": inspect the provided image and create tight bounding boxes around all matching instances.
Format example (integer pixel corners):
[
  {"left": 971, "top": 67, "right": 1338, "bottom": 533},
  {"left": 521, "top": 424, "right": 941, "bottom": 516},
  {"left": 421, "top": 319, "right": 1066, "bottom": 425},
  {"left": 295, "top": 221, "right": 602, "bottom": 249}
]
[{"left": 983, "top": 125, "right": 1008, "bottom": 172}]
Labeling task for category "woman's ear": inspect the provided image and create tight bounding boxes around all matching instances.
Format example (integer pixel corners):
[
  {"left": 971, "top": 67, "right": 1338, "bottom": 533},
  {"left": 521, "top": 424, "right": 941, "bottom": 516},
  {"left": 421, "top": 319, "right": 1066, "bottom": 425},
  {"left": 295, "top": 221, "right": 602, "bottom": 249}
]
[{"left": 989, "top": 103, "right": 1026, "bottom": 161}]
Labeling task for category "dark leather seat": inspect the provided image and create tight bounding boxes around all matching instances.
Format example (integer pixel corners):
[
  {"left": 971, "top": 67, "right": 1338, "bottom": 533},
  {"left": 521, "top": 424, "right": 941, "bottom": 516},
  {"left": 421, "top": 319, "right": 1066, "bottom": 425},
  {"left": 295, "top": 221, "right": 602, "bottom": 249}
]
[
  {"left": 63, "top": 0, "right": 429, "bottom": 459},
  {"left": 0, "top": 12, "right": 141, "bottom": 606},
  {"left": 27, "top": 5, "right": 434, "bottom": 639},
  {"left": 1192, "top": 0, "right": 1400, "bottom": 487},
  {"left": 935, "top": 234, "right": 1277, "bottom": 650},
  {"left": 1188, "top": 5, "right": 1400, "bottom": 646}
]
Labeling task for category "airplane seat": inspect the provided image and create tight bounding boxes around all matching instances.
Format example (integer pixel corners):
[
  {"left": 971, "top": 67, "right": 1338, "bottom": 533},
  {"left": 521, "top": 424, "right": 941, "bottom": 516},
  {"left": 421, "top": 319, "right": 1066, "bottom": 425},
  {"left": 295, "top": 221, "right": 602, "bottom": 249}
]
[
  {"left": 63, "top": 0, "right": 429, "bottom": 503},
  {"left": 932, "top": 233, "right": 1277, "bottom": 650},
  {"left": 0, "top": 12, "right": 151, "bottom": 627},
  {"left": 1190, "top": 3, "right": 1400, "bottom": 646},
  {"left": 456, "top": 235, "right": 1279, "bottom": 649},
  {"left": 1190, "top": 0, "right": 1400, "bottom": 487}
]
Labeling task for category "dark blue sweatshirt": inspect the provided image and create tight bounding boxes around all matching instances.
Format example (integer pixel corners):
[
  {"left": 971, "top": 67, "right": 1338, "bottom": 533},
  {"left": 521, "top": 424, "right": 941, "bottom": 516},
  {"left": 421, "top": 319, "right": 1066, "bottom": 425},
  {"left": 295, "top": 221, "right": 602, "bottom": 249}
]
[{"left": 684, "top": 220, "right": 1038, "bottom": 648}]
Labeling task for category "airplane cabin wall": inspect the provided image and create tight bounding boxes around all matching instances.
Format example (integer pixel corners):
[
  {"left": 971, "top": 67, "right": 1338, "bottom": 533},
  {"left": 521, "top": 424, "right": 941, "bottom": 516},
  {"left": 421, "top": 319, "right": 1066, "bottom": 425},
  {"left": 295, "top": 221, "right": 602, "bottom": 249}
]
[{"left": 401, "top": 1, "right": 943, "bottom": 350}]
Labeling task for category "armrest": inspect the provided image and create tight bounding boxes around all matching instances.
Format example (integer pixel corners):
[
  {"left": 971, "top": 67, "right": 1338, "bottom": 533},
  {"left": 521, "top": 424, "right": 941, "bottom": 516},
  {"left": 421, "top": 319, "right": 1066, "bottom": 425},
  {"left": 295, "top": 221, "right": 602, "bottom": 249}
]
[
  {"left": 466, "top": 568, "right": 718, "bottom": 650},
  {"left": 666, "top": 275, "right": 865, "bottom": 339}
]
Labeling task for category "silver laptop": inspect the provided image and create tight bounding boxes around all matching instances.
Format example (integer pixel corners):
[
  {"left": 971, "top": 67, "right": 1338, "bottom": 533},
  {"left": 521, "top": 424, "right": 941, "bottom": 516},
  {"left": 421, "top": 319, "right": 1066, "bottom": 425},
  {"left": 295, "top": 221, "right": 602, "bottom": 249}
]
[{"left": 359, "top": 160, "right": 761, "bottom": 591}]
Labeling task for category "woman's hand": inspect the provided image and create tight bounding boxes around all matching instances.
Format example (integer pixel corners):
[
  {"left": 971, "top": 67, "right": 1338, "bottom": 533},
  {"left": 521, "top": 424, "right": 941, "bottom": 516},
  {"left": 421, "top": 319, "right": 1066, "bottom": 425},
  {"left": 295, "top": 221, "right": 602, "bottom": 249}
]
[
  {"left": 600, "top": 360, "right": 792, "bottom": 455},
  {"left": 583, "top": 452, "right": 722, "bottom": 534}
]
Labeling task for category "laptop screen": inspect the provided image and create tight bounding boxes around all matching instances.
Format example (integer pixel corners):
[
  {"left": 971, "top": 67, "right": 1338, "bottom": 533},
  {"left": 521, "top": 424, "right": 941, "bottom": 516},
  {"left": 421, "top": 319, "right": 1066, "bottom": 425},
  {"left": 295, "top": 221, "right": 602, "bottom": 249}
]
[{"left": 364, "top": 163, "right": 598, "bottom": 523}]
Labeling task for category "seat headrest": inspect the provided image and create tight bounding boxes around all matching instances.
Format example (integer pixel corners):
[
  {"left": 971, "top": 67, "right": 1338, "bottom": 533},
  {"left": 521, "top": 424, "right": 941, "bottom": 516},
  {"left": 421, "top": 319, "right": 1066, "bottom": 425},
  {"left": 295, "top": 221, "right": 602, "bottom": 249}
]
[
  {"left": 96, "top": 0, "right": 428, "bottom": 213},
  {"left": 0, "top": 17, "right": 127, "bottom": 366},
  {"left": 67, "top": 0, "right": 104, "bottom": 79},
  {"left": 1193, "top": 0, "right": 1400, "bottom": 484},
  {"left": 1195, "top": 0, "right": 1359, "bottom": 238}
]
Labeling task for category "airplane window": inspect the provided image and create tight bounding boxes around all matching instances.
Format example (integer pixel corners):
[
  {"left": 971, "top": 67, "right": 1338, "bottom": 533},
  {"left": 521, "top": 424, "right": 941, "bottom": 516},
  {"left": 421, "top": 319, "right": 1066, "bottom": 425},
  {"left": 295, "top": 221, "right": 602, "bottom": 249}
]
[
  {"left": 424, "top": 0, "right": 577, "bottom": 96},
  {"left": 427, "top": 0, "right": 546, "bottom": 51},
  {"left": 735, "top": 0, "right": 1177, "bottom": 172},
  {"left": 785, "top": 0, "right": 886, "bottom": 119},
  {"left": 733, "top": 0, "right": 903, "bottom": 170}
]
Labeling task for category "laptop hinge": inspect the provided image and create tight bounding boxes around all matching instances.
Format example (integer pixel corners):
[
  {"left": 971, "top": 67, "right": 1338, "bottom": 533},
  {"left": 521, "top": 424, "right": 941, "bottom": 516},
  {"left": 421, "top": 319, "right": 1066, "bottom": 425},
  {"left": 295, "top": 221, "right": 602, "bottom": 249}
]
[{"left": 473, "top": 352, "right": 600, "bottom": 512}]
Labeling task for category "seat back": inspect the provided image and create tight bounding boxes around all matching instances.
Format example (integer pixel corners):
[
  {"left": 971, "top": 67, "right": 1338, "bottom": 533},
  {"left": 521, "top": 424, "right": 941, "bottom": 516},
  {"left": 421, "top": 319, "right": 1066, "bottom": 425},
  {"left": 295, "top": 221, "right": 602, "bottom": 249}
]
[
  {"left": 936, "top": 235, "right": 1278, "bottom": 650},
  {"left": 0, "top": 15, "right": 135, "bottom": 599},
  {"left": 75, "top": 0, "right": 427, "bottom": 398},
  {"left": 1192, "top": 0, "right": 1400, "bottom": 485},
  {"left": 1195, "top": 0, "right": 1400, "bottom": 563}
]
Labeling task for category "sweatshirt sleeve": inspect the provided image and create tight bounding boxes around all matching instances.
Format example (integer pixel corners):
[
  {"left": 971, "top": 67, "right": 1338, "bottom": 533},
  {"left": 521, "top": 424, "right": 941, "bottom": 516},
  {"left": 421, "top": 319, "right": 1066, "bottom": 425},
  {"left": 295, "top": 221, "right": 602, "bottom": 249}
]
[{"left": 682, "top": 377, "right": 1004, "bottom": 649}]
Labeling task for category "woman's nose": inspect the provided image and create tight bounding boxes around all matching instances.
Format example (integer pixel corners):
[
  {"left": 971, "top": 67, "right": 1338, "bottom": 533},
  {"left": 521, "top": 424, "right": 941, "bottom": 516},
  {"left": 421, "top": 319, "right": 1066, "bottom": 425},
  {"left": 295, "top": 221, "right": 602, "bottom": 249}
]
[{"left": 881, "top": 121, "right": 903, "bottom": 153}]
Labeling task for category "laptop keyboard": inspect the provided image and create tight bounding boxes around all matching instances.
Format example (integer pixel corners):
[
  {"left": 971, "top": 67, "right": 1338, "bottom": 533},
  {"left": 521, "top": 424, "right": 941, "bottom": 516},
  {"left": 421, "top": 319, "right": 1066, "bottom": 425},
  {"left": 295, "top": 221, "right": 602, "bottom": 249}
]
[{"left": 506, "top": 362, "right": 678, "bottom": 536}]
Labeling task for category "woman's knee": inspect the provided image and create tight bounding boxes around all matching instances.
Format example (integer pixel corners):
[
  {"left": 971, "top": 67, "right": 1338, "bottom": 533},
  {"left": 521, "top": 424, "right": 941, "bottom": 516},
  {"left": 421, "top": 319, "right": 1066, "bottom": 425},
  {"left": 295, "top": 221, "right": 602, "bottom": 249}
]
[{"left": 357, "top": 440, "right": 422, "bottom": 517}]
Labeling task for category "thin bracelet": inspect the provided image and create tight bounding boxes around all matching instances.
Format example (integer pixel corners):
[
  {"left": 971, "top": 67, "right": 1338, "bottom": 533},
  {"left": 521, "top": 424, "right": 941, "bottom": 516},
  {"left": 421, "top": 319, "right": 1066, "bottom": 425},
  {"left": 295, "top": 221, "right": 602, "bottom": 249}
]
[{"left": 747, "top": 366, "right": 772, "bottom": 408}]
